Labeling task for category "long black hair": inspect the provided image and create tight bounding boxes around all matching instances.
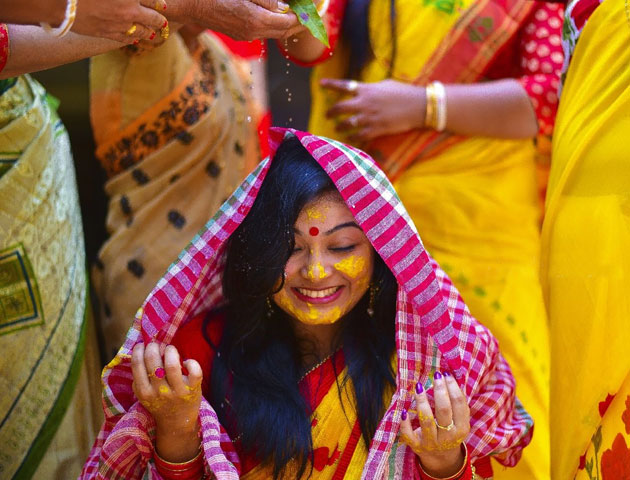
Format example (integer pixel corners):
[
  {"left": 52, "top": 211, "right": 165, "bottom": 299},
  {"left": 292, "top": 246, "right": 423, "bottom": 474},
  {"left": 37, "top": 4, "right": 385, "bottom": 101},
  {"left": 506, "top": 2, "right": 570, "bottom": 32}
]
[
  {"left": 342, "top": 0, "right": 397, "bottom": 78},
  {"left": 205, "top": 136, "right": 398, "bottom": 478}
]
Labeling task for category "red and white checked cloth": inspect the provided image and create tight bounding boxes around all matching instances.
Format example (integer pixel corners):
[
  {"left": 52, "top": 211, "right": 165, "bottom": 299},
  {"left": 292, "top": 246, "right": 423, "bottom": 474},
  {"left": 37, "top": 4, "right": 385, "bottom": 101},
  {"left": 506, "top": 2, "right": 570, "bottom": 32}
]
[{"left": 80, "top": 129, "right": 533, "bottom": 479}]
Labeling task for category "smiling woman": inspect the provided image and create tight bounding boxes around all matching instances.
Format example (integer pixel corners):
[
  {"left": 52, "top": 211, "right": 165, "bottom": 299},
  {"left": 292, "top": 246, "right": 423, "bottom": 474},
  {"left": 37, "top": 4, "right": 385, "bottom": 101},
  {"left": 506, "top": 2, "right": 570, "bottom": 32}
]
[
  {"left": 274, "top": 195, "right": 374, "bottom": 326},
  {"left": 82, "top": 129, "right": 534, "bottom": 480}
]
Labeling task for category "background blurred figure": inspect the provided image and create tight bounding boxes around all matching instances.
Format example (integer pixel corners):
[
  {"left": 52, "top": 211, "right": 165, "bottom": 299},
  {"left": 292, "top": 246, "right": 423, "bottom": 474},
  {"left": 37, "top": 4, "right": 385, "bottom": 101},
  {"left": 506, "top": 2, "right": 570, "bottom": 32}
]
[
  {"left": 89, "top": 27, "right": 262, "bottom": 358},
  {"left": 540, "top": 0, "right": 630, "bottom": 478},
  {"left": 283, "top": 1, "right": 564, "bottom": 478},
  {"left": 0, "top": 26, "right": 103, "bottom": 480}
]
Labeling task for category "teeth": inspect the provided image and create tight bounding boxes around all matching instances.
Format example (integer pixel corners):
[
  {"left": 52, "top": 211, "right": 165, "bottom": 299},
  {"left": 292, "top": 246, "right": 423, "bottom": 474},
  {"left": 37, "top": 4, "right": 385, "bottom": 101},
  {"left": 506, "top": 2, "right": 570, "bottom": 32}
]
[{"left": 297, "top": 287, "right": 339, "bottom": 298}]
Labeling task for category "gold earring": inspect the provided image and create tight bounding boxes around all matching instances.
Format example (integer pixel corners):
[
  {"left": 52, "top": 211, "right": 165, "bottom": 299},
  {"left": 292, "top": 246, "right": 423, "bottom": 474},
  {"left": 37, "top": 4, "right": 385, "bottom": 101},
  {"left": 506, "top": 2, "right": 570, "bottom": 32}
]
[
  {"left": 367, "top": 284, "right": 377, "bottom": 317},
  {"left": 266, "top": 297, "right": 274, "bottom": 318}
]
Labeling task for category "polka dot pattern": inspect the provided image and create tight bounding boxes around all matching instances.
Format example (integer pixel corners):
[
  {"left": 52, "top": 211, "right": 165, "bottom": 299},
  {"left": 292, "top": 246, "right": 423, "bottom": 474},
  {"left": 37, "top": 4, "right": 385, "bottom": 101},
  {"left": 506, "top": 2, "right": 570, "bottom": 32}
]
[{"left": 516, "top": 4, "right": 565, "bottom": 136}]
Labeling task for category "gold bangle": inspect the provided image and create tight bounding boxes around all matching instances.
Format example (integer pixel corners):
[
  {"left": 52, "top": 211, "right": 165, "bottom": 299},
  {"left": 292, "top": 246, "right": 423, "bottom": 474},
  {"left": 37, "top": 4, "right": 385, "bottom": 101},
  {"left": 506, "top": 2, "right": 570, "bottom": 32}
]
[
  {"left": 154, "top": 447, "right": 203, "bottom": 471},
  {"left": 433, "top": 80, "right": 447, "bottom": 132},
  {"left": 417, "top": 443, "right": 468, "bottom": 480},
  {"left": 41, "top": 0, "right": 77, "bottom": 37},
  {"left": 425, "top": 82, "right": 438, "bottom": 130}
]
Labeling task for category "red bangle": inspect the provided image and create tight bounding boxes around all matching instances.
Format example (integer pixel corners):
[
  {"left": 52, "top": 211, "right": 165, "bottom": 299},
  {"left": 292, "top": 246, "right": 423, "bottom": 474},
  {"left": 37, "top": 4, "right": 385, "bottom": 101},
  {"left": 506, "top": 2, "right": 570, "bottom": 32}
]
[
  {"left": 0, "top": 24, "right": 9, "bottom": 74},
  {"left": 417, "top": 444, "right": 473, "bottom": 480},
  {"left": 154, "top": 448, "right": 205, "bottom": 480}
]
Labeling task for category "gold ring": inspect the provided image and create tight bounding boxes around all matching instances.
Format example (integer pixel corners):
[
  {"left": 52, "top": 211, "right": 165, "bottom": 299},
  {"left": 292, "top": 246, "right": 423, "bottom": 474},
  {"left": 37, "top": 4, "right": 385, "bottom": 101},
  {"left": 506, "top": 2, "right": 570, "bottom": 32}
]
[
  {"left": 160, "top": 23, "right": 170, "bottom": 40},
  {"left": 126, "top": 24, "right": 137, "bottom": 36},
  {"left": 347, "top": 80, "right": 359, "bottom": 94},
  {"left": 435, "top": 419, "right": 455, "bottom": 431}
]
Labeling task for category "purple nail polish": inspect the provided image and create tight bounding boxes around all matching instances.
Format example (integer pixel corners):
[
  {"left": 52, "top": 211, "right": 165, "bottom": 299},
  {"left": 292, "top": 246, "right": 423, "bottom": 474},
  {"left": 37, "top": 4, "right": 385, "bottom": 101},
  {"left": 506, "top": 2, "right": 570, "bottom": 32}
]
[
  {"left": 415, "top": 381, "right": 424, "bottom": 394},
  {"left": 443, "top": 371, "right": 451, "bottom": 377},
  {"left": 401, "top": 409, "right": 407, "bottom": 421},
  {"left": 434, "top": 371, "right": 443, "bottom": 380}
]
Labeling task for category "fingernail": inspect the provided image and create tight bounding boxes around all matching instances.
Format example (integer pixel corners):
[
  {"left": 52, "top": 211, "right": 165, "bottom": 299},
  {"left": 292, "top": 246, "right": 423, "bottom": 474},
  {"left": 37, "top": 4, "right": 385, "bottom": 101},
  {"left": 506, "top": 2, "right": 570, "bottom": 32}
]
[
  {"left": 443, "top": 371, "right": 451, "bottom": 377},
  {"left": 133, "top": 40, "right": 139, "bottom": 45},
  {"left": 277, "top": 1, "right": 290, "bottom": 12},
  {"left": 434, "top": 371, "right": 443, "bottom": 380},
  {"left": 401, "top": 409, "right": 407, "bottom": 421},
  {"left": 150, "top": 31, "right": 156, "bottom": 40},
  {"left": 415, "top": 381, "right": 424, "bottom": 394},
  {"left": 163, "top": 3, "right": 167, "bottom": 9},
  {"left": 163, "top": 20, "right": 168, "bottom": 28}
]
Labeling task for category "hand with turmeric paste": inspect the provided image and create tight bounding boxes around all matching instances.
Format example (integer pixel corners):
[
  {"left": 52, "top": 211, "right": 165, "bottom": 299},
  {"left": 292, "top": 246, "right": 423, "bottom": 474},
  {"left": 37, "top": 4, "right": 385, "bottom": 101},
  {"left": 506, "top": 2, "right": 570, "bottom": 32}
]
[
  {"left": 131, "top": 342, "right": 203, "bottom": 463},
  {"left": 399, "top": 371, "right": 472, "bottom": 479}
]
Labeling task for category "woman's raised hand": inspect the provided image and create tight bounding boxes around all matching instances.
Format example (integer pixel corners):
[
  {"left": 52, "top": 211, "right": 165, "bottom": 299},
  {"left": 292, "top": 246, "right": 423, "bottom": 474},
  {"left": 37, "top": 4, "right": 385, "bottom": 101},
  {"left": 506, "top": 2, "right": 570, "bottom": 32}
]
[
  {"left": 320, "top": 78, "right": 427, "bottom": 143},
  {"left": 399, "top": 371, "right": 471, "bottom": 478},
  {"left": 132, "top": 342, "right": 203, "bottom": 462},
  {"left": 72, "top": 0, "right": 169, "bottom": 43}
]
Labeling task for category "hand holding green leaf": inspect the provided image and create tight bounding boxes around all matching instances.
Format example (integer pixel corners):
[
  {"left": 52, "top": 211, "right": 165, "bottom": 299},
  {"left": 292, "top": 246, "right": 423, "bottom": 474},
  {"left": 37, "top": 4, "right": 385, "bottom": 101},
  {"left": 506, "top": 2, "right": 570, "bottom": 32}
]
[{"left": 289, "top": 0, "right": 329, "bottom": 47}]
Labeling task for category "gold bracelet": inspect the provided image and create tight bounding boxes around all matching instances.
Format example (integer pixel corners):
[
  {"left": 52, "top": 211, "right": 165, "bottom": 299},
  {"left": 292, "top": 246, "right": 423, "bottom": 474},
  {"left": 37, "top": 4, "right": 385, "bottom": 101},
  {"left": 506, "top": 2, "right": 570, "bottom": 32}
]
[
  {"left": 417, "top": 443, "right": 469, "bottom": 480},
  {"left": 41, "top": 0, "right": 78, "bottom": 37},
  {"left": 425, "top": 82, "right": 438, "bottom": 129},
  {"left": 432, "top": 81, "right": 447, "bottom": 132},
  {"left": 154, "top": 447, "right": 203, "bottom": 471}
]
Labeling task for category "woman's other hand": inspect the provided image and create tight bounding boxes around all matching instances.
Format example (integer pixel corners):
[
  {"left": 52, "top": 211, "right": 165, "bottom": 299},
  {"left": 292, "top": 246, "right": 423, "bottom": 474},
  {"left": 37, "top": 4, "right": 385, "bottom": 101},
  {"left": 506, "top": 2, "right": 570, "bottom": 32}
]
[
  {"left": 132, "top": 342, "right": 203, "bottom": 462},
  {"left": 400, "top": 371, "right": 471, "bottom": 478},
  {"left": 72, "top": 0, "right": 168, "bottom": 43},
  {"left": 321, "top": 78, "right": 426, "bottom": 143}
]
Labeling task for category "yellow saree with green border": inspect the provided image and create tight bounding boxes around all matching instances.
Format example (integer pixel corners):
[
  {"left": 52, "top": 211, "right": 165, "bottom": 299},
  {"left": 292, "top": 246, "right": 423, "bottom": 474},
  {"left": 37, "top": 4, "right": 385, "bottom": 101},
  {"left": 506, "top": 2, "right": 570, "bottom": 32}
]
[{"left": 0, "top": 75, "right": 102, "bottom": 479}]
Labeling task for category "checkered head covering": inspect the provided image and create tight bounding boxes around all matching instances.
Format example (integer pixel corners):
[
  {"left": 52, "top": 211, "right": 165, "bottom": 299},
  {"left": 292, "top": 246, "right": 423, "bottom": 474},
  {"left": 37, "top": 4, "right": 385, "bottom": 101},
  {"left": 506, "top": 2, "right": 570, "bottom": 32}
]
[{"left": 81, "top": 129, "right": 532, "bottom": 479}]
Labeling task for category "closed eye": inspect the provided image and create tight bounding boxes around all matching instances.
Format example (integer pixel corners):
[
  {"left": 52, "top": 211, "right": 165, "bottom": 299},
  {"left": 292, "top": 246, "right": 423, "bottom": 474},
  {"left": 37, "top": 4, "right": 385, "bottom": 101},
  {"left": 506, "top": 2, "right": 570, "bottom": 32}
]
[{"left": 329, "top": 245, "right": 356, "bottom": 253}]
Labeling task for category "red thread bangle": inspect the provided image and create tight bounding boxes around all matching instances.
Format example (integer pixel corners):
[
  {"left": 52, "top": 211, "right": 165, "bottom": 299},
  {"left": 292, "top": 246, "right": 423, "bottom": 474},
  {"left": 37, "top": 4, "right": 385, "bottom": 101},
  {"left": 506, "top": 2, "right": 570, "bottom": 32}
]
[{"left": 154, "top": 448, "right": 204, "bottom": 480}]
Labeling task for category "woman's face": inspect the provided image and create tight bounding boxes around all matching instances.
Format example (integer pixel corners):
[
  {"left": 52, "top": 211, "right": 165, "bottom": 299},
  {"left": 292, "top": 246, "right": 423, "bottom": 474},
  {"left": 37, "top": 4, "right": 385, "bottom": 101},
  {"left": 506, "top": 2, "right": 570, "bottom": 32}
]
[{"left": 272, "top": 193, "right": 374, "bottom": 325}]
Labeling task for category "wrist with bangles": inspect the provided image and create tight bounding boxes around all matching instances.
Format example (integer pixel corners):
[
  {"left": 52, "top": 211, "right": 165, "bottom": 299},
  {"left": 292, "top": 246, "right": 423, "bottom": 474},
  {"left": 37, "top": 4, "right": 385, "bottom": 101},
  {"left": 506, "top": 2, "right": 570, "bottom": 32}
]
[
  {"left": 154, "top": 446, "right": 206, "bottom": 480},
  {"left": 417, "top": 443, "right": 477, "bottom": 480},
  {"left": 425, "top": 80, "right": 448, "bottom": 132},
  {"left": 40, "top": 0, "right": 77, "bottom": 37}
]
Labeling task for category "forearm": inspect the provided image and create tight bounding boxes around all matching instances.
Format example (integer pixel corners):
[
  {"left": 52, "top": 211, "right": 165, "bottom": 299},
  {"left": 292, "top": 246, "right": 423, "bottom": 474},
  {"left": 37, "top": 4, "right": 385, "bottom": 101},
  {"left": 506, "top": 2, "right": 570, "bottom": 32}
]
[
  {"left": 1, "top": 25, "right": 120, "bottom": 79},
  {"left": 0, "top": 0, "right": 66, "bottom": 26},
  {"left": 156, "top": 422, "right": 201, "bottom": 463},
  {"left": 281, "top": 29, "right": 327, "bottom": 63},
  {"left": 443, "top": 79, "right": 538, "bottom": 139}
]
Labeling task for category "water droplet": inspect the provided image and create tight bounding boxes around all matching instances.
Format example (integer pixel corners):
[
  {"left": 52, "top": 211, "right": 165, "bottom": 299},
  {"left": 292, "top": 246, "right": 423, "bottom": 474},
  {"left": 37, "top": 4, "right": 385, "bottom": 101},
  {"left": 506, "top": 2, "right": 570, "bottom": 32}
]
[
  {"left": 329, "top": 52, "right": 333, "bottom": 57},
  {"left": 293, "top": 37, "right": 299, "bottom": 43},
  {"left": 285, "top": 88, "right": 289, "bottom": 92},
  {"left": 289, "top": 117, "right": 293, "bottom": 123},
  {"left": 247, "top": 116, "right": 252, "bottom": 122}
]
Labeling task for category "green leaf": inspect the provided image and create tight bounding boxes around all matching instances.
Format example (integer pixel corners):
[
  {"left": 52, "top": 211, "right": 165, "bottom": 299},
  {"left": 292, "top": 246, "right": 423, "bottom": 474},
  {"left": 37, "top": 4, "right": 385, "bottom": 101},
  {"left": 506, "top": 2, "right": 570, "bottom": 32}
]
[
  {"left": 593, "top": 425, "right": 603, "bottom": 452},
  {"left": 289, "top": 0, "right": 329, "bottom": 47}
]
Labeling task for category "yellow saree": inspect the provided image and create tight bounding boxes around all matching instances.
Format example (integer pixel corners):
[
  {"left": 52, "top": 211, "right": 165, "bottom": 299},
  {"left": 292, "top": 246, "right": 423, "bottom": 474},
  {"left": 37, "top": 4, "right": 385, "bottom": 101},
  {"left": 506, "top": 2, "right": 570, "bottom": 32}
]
[
  {"left": 241, "top": 354, "right": 382, "bottom": 479},
  {"left": 0, "top": 76, "right": 102, "bottom": 479},
  {"left": 541, "top": 0, "right": 630, "bottom": 477},
  {"left": 90, "top": 32, "right": 259, "bottom": 359},
  {"left": 309, "top": 2, "right": 549, "bottom": 479}
]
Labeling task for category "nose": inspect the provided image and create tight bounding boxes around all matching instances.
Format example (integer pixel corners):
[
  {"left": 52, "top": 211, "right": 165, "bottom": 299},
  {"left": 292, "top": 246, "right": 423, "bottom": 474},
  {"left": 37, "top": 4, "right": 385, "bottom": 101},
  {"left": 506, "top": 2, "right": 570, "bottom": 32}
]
[{"left": 301, "top": 250, "right": 329, "bottom": 281}]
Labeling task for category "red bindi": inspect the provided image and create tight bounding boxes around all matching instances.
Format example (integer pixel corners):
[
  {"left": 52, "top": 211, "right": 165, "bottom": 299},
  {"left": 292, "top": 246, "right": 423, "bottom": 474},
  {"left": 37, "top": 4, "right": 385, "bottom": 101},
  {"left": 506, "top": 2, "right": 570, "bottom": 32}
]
[{"left": 309, "top": 227, "right": 319, "bottom": 237}]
